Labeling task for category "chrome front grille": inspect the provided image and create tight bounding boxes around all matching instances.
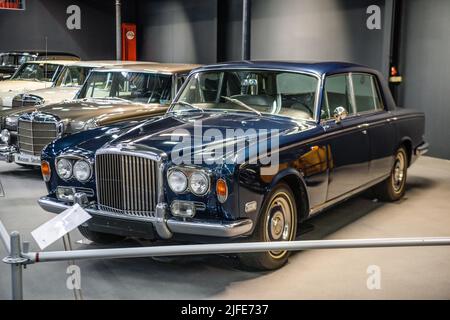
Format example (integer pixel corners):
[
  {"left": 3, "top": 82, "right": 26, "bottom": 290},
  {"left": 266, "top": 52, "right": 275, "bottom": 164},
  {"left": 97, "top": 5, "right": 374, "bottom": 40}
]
[
  {"left": 12, "top": 95, "right": 42, "bottom": 107},
  {"left": 95, "top": 153, "right": 159, "bottom": 218},
  {"left": 17, "top": 120, "right": 58, "bottom": 156}
]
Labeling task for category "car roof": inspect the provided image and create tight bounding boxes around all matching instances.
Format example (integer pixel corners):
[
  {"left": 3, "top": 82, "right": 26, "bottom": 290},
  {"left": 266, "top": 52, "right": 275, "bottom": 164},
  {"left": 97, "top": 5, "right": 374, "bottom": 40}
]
[
  {"left": 25, "top": 60, "right": 79, "bottom": 66},
  {"left": 194, "top": 60, "right": 377, "bottom": 77},
  {"left": 0, "top": 51, "right": 79, "bottom": 57},
  {"left": 62, "top": 60, "right": 147, "bottom": 68},
  {"left": 94, "top": 62, "right": 203, "bottom": 74}
]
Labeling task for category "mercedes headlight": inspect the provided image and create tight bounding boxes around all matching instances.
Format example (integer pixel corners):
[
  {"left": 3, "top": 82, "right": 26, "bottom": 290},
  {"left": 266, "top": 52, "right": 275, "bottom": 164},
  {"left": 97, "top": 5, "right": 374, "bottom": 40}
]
[
  {"left": 168, "top": 170, "right": 188, "bottom": 193},
  {"left": 0, "top": 129, "right": 10, "bottom": 144},
  {"left": 73, "top": 160, "right": 92, "bottom": 182},
  {"left": 5, "top": 116, "right": 18, "bottom": 129},
  {"left": 189, "top": 171, "right": 210, "bottom": 196},
  {"left": 56, "top": 158, "right": 73, "bottom": 180}
]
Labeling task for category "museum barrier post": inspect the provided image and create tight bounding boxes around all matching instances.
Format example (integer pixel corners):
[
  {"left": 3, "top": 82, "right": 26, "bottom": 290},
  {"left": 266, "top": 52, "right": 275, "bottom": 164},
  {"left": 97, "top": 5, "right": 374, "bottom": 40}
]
[{"left": 1, "top": 218, "right": 450, "bottom": 300}]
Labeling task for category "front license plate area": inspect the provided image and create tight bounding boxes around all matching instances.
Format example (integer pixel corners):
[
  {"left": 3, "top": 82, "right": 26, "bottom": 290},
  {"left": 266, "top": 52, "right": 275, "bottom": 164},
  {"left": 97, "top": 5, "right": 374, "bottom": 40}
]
[{"left": 14, "top": 153, "right": 41, "bottom": 165}]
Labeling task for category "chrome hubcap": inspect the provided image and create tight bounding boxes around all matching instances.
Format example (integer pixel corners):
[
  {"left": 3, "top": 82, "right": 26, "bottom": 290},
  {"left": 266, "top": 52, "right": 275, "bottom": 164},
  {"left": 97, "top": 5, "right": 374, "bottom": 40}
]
[
  {"left": 265, "top": 192, "right": 294, "bottom": 259},
  {"left": 392, "top": 152, "right": 406, "bottom": 192},
  {"left": 270, "top": 211, "right": 285, "bottom": 240}
]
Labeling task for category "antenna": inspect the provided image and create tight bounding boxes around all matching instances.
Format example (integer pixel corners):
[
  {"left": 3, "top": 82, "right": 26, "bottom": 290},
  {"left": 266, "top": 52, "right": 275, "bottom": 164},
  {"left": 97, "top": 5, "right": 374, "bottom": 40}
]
[{"left": 45, "top": 36, "right": 48, "bottom": 87}]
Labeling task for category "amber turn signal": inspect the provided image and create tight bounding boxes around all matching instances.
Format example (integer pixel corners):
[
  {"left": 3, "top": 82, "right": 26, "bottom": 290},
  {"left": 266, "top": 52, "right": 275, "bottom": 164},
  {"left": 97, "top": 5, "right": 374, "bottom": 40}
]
[
  {"left": 216, "top": 178, "right": 228, "bottom": 203},
  {"left": 41, "top": 160, "right": 51, "bottom": 182}
]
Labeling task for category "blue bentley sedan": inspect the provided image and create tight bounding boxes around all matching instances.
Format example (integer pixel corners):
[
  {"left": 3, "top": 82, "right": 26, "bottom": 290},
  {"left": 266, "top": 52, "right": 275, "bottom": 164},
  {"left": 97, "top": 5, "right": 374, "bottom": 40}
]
[{"left": 38, "top": 61, "right": 428, "bottom": 270}]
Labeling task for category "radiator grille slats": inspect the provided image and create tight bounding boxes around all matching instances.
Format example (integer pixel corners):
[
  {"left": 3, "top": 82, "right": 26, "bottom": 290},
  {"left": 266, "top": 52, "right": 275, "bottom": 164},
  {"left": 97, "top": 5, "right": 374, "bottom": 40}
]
[
  {"left": 17, "top": 120, "right": 58, "bottom": 156},
  {"left": 96, "top": 153, "right": 158, "bottom": 218}
]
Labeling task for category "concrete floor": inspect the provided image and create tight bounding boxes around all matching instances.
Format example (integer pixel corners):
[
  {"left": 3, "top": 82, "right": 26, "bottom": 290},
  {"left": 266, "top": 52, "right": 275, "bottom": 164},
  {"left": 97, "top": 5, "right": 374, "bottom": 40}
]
[{"left": 0, "top": 156, "right": 449, "bottom": 300}]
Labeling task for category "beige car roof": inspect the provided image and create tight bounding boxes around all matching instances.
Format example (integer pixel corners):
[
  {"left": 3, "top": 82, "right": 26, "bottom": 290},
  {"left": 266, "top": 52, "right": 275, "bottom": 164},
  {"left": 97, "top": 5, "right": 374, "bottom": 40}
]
[
  {"left": 27, "top": 60, "right": 79, "bottom": 66},
  {"left": 94, "top": 62, "right": 202, "bottom": 74}
]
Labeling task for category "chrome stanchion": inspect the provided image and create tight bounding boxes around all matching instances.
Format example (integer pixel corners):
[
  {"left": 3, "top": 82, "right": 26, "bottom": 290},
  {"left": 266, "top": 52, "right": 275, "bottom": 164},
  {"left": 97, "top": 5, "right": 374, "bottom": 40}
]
[{"left": 3, "top": 231, "right": 27, "bottom": 300}]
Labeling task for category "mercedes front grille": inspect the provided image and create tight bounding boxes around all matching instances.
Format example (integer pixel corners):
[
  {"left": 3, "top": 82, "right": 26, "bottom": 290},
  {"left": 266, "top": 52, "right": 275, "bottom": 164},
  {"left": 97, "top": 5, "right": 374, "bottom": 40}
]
[{"left": 17, "top": 119, "right": 58, "bottom": 156}]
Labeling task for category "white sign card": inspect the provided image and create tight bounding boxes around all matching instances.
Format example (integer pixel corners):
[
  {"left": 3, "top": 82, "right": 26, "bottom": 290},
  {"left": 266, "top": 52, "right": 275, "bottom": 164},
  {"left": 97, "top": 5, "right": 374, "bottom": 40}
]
[{"left": 31, "top": 204, "right": 92, "bottom": 250}]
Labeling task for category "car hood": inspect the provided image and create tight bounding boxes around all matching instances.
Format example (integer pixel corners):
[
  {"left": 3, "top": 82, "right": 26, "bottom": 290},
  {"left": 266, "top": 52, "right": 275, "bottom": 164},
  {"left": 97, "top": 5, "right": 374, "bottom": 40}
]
[
  {"left": 33, "top": 98, "right": 167, "bottom": 123},
  {"left": 0, "top": 80, "right": 53, "bottom": 107},
  {"left": 98, "top": 111, "right": 317, "bottom": 162},
  {"left": 0, "top": 80, "right": 53, "bottom": 94},
  {"left": 23, "top": 86, "right": 80, "bottom": 105},
  {"left": 0, "top": 105, "right": 38, "bottom": 121}
]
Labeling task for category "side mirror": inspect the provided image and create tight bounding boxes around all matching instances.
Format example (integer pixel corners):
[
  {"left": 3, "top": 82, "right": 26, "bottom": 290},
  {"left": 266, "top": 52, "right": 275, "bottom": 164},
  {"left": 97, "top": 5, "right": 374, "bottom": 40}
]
[{"left": 333, "top": 106, "right": 348, "bottom": 124}]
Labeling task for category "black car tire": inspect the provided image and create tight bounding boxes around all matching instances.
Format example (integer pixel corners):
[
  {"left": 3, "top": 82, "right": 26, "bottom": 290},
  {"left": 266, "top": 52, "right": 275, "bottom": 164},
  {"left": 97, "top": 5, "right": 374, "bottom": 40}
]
[
  {"left": 372, "top": 146, "right": 408, "bottom": 201},
  {"left": 238, "top": 182, "right": 298, "bottom": 271},
  {"left": 78, "top": 226, "right": 125, "bottom": 244}
]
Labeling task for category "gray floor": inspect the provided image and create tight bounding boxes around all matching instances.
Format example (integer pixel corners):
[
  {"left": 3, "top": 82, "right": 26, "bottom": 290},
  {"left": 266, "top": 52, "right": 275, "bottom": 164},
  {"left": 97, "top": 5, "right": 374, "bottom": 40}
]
[{"left": 0, "top": 156, "right": 449, "bottom": 300}]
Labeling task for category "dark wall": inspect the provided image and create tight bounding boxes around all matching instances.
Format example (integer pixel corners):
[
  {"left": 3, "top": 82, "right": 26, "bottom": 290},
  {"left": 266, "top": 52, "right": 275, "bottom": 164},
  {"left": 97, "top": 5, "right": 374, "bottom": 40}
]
[
  {"left": 135, "top": 0, "right": 218, "bottom": 64},
  {"left": 220, "top": 0, "right": 387, "bottom": 71},
  {"left": 398, "top": 0, "right": 450, "bottom": 159},
  {"left": 0, "top": 0, "right": 117, "bottom": 60}
]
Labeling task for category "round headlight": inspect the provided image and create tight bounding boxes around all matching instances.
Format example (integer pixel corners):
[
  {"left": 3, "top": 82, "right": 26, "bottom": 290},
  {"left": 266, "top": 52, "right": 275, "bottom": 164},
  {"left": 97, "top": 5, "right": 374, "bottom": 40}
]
[
  {"left": 189, "top": 171, "right": 210, "bottom": 196},
  {"left": 0, "top": 129, "right": 10, "bottom": 144},
  {"left": 56, "top": 158, "right": 73, "bottom": 180},
  {"left": 73, "top": 160, "right": 92, "bottom": 182},
  {"left": 168, "top": 170, "right": 188, "bottom": 193},
  {"left": 5, "top": 116, "right": 18, "bottom": 128}
]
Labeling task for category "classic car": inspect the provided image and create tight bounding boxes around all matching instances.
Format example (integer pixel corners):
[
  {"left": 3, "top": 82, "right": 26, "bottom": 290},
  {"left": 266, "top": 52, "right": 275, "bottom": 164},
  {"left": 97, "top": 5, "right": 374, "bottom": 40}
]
[
  {"left": 38, "top": 61, "right": 428, "bottom": 270},
  {"left": 0, "top": 51, "right": 79, "bottom": 80},
  {"left": 0, "top": 62, "right": 199, "bottom": 166},
  {"left": 10, "top": 60, "right": 141, "bottom": 108},
  {"left": 0, "top": 60, "right": 78, "bottom": 108}
]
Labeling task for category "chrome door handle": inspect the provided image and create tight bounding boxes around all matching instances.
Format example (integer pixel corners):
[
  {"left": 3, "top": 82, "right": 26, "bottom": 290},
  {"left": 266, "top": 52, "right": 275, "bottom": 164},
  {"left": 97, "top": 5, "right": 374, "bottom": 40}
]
[{"left": 362, "top": 130, "right": 367, "bottom": 135}]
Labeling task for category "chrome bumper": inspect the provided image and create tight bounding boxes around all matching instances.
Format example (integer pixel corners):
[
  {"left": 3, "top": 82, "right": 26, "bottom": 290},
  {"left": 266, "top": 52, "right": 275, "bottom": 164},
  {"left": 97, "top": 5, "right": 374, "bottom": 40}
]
[
  {"left": 38, "top": 196, "right": 253, "bottom": 239},
  {"left": 415, "top": 142, "right": 429, "bottom": 156}
]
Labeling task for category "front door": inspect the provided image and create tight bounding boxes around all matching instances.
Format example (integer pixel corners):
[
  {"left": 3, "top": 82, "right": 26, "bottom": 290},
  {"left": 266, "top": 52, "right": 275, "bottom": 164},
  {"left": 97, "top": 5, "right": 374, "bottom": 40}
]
[{"left": 319, "top": 73, "right": 371, "bottom": 201}]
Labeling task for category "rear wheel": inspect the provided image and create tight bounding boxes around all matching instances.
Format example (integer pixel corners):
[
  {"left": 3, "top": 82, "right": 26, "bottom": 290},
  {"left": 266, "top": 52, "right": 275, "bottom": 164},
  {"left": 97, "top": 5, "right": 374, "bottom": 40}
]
[
  {"left": 372, "top": 146, "right": 408, "bottom": 201},
  {"left": 78, "top": 226, "right": 125, "bottom": 244},
  {"left": 238, "top": 183, "right": 297, "bottom": 270}
]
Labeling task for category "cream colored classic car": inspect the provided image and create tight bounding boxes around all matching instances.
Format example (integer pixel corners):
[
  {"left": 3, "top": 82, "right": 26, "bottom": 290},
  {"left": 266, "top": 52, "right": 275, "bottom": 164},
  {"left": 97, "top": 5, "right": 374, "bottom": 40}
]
[
  {"left": 10, "top": 60, "right": 139, "bottom": 108},
  {"left": 0, "top": 60, "right": 76, "bottom": 108}
]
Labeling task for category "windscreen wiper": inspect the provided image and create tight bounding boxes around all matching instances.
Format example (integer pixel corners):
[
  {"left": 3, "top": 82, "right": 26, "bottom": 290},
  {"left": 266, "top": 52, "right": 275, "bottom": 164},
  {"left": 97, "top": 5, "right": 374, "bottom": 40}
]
[{"left": 221, "top": 96, "right": 262, "bottom": 116}]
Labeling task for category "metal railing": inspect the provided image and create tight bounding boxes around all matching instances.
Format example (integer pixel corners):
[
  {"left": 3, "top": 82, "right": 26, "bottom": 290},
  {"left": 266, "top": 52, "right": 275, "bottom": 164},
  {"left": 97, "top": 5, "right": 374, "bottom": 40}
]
[{"left": 1, "top": 218, "right": 450, "bottom": 300}]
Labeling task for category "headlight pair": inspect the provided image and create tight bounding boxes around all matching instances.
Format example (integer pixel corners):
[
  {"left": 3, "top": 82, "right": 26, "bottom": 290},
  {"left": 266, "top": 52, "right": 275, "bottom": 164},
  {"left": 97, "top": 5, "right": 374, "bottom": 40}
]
[
  {"left": 167, "top": 168, "right": 210, "bottom": 196},
  {"left": 56, "top": 158, "right": 92, "bottom": 182}
]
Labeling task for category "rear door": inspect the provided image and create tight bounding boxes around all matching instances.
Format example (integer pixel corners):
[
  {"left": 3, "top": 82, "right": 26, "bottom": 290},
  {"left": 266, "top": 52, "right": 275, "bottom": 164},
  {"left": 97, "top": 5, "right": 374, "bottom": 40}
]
[{"left": 351, "top": 73, "right": 396, "bottom": 180}]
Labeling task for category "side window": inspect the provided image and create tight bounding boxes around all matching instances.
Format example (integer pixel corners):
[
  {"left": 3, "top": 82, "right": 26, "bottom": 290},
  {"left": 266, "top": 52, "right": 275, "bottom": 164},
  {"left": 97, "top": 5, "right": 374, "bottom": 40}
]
[
  {"left": 351, "top": 74, "right": 384, "bottom": 113},
  {"left": 322, "top": 74, "right": 354, "bottom": 120}
]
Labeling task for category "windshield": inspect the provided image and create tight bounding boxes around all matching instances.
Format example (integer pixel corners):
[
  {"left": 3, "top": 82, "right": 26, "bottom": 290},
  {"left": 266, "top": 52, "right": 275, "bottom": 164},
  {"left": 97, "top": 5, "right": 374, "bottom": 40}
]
[
  {"left": 0, "top": 54, "right": 15, "bottom": 66},
  {"left": 54, "top": 65, "right": 93, "bottom": 87},
  {"left": 174, "top": 70, "right": 319, "bottom": 120},
  {"left": 11, "top": 62, "right": 62, "bottom": 81},
  {"left": 0, "top": 54, "right": 35, "bottom": 67},
  {"left": 78, "top": 71, "right": 172, "bottom": 104}
]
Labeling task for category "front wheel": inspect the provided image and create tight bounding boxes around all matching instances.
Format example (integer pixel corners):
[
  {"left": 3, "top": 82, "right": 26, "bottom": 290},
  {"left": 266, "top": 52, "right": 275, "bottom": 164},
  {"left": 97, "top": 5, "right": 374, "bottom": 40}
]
[
  {"left": 238, "top": 183, "right": 298, "bottom": 270},
  {"left": 372, "top": 146, "right": 408, "bottom": 201}
]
